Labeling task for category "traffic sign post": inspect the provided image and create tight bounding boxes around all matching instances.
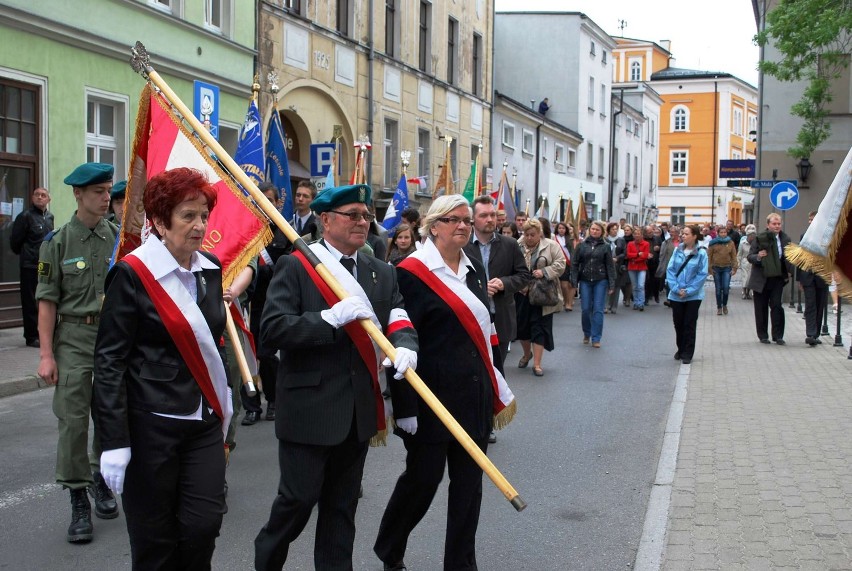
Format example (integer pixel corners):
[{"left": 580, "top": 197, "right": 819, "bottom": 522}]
[{"left": 769, "top": 181, "right": 799, "bottom": 211}]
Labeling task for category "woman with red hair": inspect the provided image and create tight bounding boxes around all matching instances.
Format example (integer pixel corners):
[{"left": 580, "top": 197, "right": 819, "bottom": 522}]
[{"left": 93, "top": 167, "right": 231, "bottom": 570}]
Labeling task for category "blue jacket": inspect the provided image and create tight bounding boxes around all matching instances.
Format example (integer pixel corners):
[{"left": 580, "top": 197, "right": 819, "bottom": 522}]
[{"left": 666, "top": 245, "right": 709, "bottom": 302}]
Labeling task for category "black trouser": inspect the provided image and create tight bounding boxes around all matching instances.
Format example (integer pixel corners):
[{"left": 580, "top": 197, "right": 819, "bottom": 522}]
[
  {"left": 123, "top": 407, "right": 226, "bottom": 571},
  {"left": 20, "top": 267, "right": 38, "bottom": 343},
  {"left": 254, "top": 424, "right": 369, "bottom": 571},
  {"left": 645, "top": 263, "right": 661, "bottom": 301},
  {"left": 241, "top": 354, "right": 279, "bottom": 413},
  {"left": 753, "top": 276, "right": 786, "bottom": 341},
  {"left": 671, "top": 299, "right": 702, "bottom": 359},
  {"left": 374, "top": 437, "right": 488, "bottom": 571},
  {"left": 803, "top": 283, "right": 829, "bottom": 339}
]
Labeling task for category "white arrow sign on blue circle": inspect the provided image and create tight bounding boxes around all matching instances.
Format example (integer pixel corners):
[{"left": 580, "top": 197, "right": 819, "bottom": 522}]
[{"left": 770, "top": 181, "right": 799, "bottom": 211}]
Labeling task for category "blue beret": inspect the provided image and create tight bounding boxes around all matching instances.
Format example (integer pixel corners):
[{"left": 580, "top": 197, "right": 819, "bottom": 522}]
[
  {"left": 63, "top": 162, "right": 114, "bottom": 187},
  {"left": 110, "top": 180, "right": 127, "bottom": 200},
  {"left": 310, "top": 184, "right": 372, "bottom": 214}
]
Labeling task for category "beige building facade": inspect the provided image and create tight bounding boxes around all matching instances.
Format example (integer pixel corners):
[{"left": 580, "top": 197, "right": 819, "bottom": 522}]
[{"left": 258, "top": 0, "right": 493, "bottom": 210}]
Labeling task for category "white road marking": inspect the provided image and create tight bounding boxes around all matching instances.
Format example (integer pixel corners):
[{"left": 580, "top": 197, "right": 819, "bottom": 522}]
[{"left": 0, "top": 483, "right": 59, "bottom": 510}]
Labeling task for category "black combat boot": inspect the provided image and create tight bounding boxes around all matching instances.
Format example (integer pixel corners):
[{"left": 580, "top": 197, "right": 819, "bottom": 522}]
[
  {"left": 67, "top": 488, "right": 94, "bottom": 543},
  {"left": 89, "top": 472, "right": 119, "bottom": 519}
]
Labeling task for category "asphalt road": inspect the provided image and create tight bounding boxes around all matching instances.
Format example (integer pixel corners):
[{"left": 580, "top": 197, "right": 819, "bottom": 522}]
[{"left": 0, "top": 300, "right": 680, "bottom": 570}]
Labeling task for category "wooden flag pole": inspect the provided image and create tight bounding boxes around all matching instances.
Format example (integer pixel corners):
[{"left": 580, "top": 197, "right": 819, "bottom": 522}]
[
  {"left": 224, "top": 302, "right": 257, "bottom": 396},
  {"left": 130, "top": 42, "right": 526, "bottom": 512}
]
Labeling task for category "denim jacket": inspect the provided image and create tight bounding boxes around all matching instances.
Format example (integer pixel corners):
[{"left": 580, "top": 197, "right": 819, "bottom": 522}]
[{"left": 666, "top": 245, "right": 709, "bottom": 302}]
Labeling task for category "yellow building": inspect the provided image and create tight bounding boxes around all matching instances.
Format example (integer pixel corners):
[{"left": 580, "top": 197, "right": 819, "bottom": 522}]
[
  {"left": 614, "top": 38, "right": 758, "bottom": 226},
  {"left": 258, "top": 0, "right": 492, "bottom": 210}
]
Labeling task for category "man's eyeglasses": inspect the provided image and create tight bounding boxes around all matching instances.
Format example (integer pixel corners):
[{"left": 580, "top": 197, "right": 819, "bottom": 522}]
[
  {"left": 436, "top": 216, "right": 473, "bottom": 226},
  {"left": 329, "top": 210, "right": 376, "bottom": 223}
]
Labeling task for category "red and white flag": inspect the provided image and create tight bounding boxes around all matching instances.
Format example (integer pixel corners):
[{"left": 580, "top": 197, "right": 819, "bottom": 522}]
[{"left": 117, "top": 84, "right": 271, "bottom": 287}]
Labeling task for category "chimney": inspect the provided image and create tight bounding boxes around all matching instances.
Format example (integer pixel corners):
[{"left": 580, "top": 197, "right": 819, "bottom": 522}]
[{"left": 660, "top": 40, "right": 671, "bottom": 53}]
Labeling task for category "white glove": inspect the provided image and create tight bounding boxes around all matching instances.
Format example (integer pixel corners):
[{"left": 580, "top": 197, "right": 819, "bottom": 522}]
[
  {"left": 382, "top": 347, "right": 418, "bottom": 380},
  {"left": 396, "top": 416, "right": 418, "bottom": 435},
  {"left": 100, "top": 447, "right": 131, "bottom": 495},
  {"left": 321, "top": 297, "right": 375, "bottom": 329}
]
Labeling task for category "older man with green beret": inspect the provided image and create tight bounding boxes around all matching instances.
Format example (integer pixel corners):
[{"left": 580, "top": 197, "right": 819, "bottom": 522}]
[{"left": 36, "top": 162, "right": 119, "bottom": 543}]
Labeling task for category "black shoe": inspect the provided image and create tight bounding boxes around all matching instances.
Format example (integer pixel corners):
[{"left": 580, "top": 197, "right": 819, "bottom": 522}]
[
  {"left": 815, "top": 338, "right": 823, "bottom": 344},
  {"left": 674, "top": 352, "right": 681, "bottom": 360},
  {"left": 25, "top": 339, "right": 40, "bottom": 348},
  {"left": 89, "top": 472, "right": 118, "bottom": 519},
  {"left": 241, "top": 411, "right": 260, "bottom": 425},
  {"left": 681, "top": 358, "right": 692, "bottom": 365},
  {"left": 774, "top": 339, "right": 786, "bottom": 346},
  {"left": 663, "top": 301, "right": 671, "bottom": 307},
  {"left": 760, "top": 339, "right": 771, "bottom": 344},
  {"left": 806, "top": 337, "right": 818, "bottom": 346},
  {"left": 488, "top": 431, "right": 497, "bottom": 444},
  {"left": 639, "top": 306, "right": 644, "bottom": 312},
  {"left": 265, "top": 403, "right": 276, "bottom": 421},
  {"left": 384, "top": 562, "right": 407, "bottom": 571},
  {"left": 67, "top": 489, "right": 93, "bottom": 543}
]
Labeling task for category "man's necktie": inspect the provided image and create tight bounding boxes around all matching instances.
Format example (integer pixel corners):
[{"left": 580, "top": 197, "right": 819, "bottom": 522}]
[
  {"left": 340, "top": 257, "right": 356, "bottom": 275},
  {"left": 296, "top": 217, "right": 303, "bottom": 234}
]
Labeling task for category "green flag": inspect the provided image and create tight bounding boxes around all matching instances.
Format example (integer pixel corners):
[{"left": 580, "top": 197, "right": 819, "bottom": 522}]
[{"left": 462, "top": 155, "right": 478, "bottom": 203}]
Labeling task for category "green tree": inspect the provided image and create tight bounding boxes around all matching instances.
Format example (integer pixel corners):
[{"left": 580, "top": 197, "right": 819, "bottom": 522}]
[{"left": 756, "top": 0, "right": 852, "bottom": 158}]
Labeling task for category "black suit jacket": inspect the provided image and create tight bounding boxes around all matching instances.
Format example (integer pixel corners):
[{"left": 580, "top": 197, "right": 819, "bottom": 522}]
[
  {"left": 796, "top": 232, "right": 827, "bottom": 288},
  {"left": 260, "top": 242, "right": 418, "bottom": 446},
  {"left": 391, "top": 256, "right": 497, "bottom": 442},
  {"left": 266, "top": 213, "right": 320, "bottom": 262},
  {"left": 93, "top": 253, "right": 227, "bottom": 451},
  {"left": 463, "top": 234, "right": 531, "bottom": 349}
]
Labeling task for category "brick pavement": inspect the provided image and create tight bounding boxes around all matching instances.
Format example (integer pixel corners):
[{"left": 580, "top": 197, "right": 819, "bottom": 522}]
[
  {"left": 0, "top": 326, "right": 44, "bottom": 398},
  {"left": 661, "top": 289, "right": 852, "bottom": 570}
]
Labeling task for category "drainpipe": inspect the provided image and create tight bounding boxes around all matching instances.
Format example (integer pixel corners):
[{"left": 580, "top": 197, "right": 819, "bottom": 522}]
[
  {"left": 712, "top": 80, "right": 718, "bottom": 225},
  {"left": 534, "top": 123, "right": 541, "bottom": 210},
  {"left": 754, "top": 0, "right": 766, "bottom": 225},
  {"left": 608, "top": 88, "right": 624, "bottom": 220},
  {"left": 367, "top": 0, "right": 374, "bottom": 186}
]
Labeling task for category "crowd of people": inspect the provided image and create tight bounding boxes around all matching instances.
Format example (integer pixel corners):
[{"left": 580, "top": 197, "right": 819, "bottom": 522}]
[{"left": 11, "top": 160, "right": 821, "bottom": 570}]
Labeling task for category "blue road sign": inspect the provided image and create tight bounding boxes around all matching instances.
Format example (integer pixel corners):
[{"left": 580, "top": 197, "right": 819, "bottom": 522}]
[
  {"left": 770, "top": 181, "right": 799, "bottom": 211},
  {"left": 310, "top": 143, "right": 337, "bottom": 177},
  {"left": 193, "top": 81, "right": 220, "bottom": 139}
]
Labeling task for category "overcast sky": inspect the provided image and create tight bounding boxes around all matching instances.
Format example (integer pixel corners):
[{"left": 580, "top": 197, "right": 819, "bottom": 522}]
[{"left": 494, "top": 0, "right": 760, "bottom": 87}]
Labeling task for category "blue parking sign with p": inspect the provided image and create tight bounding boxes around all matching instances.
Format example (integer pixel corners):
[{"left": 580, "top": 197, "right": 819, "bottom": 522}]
[
  {"left": 193, "top": 81, "right": 220, "bottom": 140},
  {"left": 311, "top": 143, "right": 337, "bottom": 177}
]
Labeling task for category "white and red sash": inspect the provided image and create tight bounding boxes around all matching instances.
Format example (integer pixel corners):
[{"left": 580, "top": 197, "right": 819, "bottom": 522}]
[
  {"left": 292, "top": 244, "right": 386, "bottom": 432},
  {"left": 124, "top": 246, "right": 233, "bottom": 442},
  {"left": 398, "top": 256, "right": 516, "bottom": 427}
]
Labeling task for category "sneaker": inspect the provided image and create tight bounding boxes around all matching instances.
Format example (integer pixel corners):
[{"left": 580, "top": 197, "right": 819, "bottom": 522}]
[
  {"left": 717, "top": 308, "right": 723, "bottom": 315},
  {"left": 583, "top": 337, "right": 590, "bottom": 345},
  {"left": 723, "top": 306, "right": 728, "bottom": 315},
  {"left": 488, "top": 431, "right": 497, "bottom": 444}
]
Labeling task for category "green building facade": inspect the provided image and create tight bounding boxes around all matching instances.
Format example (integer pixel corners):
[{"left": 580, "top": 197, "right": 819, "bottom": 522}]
[{"left": 0, "top": 0, "right": 257, "bottom": 326}]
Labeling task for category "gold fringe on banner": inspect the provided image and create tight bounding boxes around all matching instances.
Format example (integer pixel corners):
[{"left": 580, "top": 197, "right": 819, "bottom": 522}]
[{"left": 493, "top": 399, "right": 517, "bottom": 431}]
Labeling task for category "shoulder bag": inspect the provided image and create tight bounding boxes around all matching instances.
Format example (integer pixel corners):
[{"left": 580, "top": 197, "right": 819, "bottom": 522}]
[{"left": 528, "top": 255, "right": 560, "bottom": 306}]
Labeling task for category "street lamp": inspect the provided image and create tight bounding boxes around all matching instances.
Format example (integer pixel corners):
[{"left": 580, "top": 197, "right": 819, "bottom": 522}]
[
  {"left": 621, "top": 184, "right": 630, "bottom": 201},
  {"left": 797, "top": 157, "right": 812, "bottom": 183}
]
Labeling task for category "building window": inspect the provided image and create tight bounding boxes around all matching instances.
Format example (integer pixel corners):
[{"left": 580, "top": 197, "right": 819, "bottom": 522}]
[
  {"left": 568, "top": 148, "right": 576, "bottom": 169},
  {"left": 555, "top": 143, "right": 565, "bottom": 168},
  {"left": 598, "top": 146, "right": 605, "bottom": 179},
  {"left": 613, "top": 148, "right": 619, "bottom": 182},
  {"left": 671, "top": 207, "right": 685, "bottom": 226},
  {"left": 602, "top": 51, "right": 607, "bottom": 64},
  {"left": 586, "top": 142, "right": 594, "bottom": 176},
  {"left": 86, "top": 93, "right": 126, "bottom": 178},
  {"left": 650, "top": 119, "right": 656, "bottom": 145},
  {"left": 204, "top": 0, "right": 230, "bottom": 35},
  {"left": 502, "top": 121, "right": 515, "bottom": 148},
  {"left": 600, "top": 84, "right": 606, "bottom": 116},
  {"left": 385, "top": 0, "right": 398, "bottom": 58},
  {"left": 630, "top": 60, "right": 642, "bottom": 81},
  {"left": 732, "top": 149, "right": 742, "bottom": 159},
  {"left": 417, "top": 128, "right": 430, "bottom": 186},
  {"left": 472, "top": 33, "right": 482, "bottom": 97},
  {"left": 633, "top": 156, "right": 639, "bottom": 187},
  {"left": 283, "top": 0, "right": 302, "bottom": 12},
  {"left": 625, "top": 152, "right": 631, "bottom": 184},
  {"left": 588, "top": 77, "right": 595, "bottom": 111},
  {"left": 649, "top": 164, "right": 655, "bottom": 190},
  {"left": 732, "top": 107, "right": 744, "bottom": 136},
  {"left": 634, "top": 123, "right": 641, "bottom": 139},
  {"left": 447, "top": 18, "right": 458, "bottom": 84},
  {"left": 671, "top": 150, "right": 687, "bottom": 176},
  {"left": 626, "top": 118, "right": 633, "bottom": 134},
  {"left": 149, "top": 0, "right": 172, "bottom": 12},
  {"left": 337, "top": 0, "right": 351, "bottom": 36},
  {"left": 672, "top": 106, "right": 689, "bottom": 131},
  {"left": 590, "top": 40, "right": 596, "bottom": 56},
  {"left": 1, "top": 82, "right": 38, "bottom": 156},
  {"left": 419, "top": 1, "right": 431, "bottom": 73},
  {"left": 383, "top": 117, "right": 399, "bottom": 187},
  {"left": 522, "top": 129, "right": 534, "bottom": 155}
]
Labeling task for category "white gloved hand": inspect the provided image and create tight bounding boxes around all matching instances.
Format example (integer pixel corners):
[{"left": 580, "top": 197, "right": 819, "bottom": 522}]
[
  {"left": 321, "top": 297, "right": 375, "bottom": 329},
  {"left": 100, "top": 447, "right": 132, "bottom": 495},
  {"left": 396, "top": 416, "right": 418, "bottom": 435},
  {"left": 381, "top": 347, "right": 418, "bottom": 380}
]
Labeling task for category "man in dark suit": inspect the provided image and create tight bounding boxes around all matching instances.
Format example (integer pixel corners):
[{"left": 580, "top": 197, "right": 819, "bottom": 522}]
[
  {"left": 464, "top": 195, "right": 530, "bottom": 444},
  {"left": 798, "top": 210, "right": 828, "bottom": 346},
  {"left": 267, "top": 180, "right": 320, "bottom": 261},
  {"left": 254, "top": 183, "right": 418, "bottom": 571},
  {"left": 747, "top": 212, "right": 793, "bottom": 345}
]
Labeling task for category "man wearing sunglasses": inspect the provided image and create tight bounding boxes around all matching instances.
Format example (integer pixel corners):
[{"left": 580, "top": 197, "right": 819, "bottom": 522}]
[{"left": 255, "top": 183, "right": 419, "bottom": 571}]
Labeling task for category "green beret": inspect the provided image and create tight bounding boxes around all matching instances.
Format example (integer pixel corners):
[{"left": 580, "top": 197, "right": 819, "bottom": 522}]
[
  {"left": 111, "top": 180, "right": 127, "bottom": 200},
  {"left": 310, "top": 184, "right": 372, "bottom": 214},
  {"left": 63, "top": 162, "right": 114, "bottom": 187}
]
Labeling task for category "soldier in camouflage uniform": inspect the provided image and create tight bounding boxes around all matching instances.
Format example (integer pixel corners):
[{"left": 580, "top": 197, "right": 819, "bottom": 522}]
[{"left": 36, "top": 163, "right": 119, "bottom": 543}]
